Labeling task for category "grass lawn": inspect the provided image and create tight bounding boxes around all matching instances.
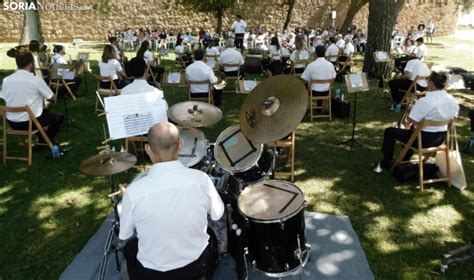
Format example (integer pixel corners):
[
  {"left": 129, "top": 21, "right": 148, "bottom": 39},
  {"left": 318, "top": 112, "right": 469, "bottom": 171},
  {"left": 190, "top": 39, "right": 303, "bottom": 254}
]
[{"left": 0, "top": 34, "right": 473, "bottom": 279}]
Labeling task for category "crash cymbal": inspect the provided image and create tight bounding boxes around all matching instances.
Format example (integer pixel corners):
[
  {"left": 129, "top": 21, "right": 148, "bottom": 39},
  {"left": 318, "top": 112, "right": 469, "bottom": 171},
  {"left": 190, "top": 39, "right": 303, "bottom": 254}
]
[
  {"left": 80, "top": 152, "right": 137, "bottom": 176},
  {"left": 168, "top": 101, "right": 223, "bottom": 127},
  {"left": 239, "top": 75, "right": 308, "bottom": 143}
]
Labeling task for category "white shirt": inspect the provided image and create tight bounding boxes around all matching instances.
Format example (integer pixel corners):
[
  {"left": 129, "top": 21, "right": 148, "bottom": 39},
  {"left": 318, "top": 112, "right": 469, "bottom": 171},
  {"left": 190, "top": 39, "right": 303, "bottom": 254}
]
[
  {"left": 186, "top": 61, "right": 218, "bottom": 93},
  {"left": 99, "top": 59, "right": 123, "bottom": 80},
  {"left": 50, "top": 53, "right": 67, "bottom": 65},
  {"left": 2, "top": 69, "right": 53, "bottom": 122},
  {"left": 280, "top": 47, "right": 291, "bottom": 57},
  {"left": 268, "top": 45, "right": 281, "bottom": 60},
  {"left": 301, "top": 57, "right": 337, "bottom": 92},
  {"left": 220, "top": 48, "right": 244, "bottom": 72},
  {"left": 413, "top": 43, "right": 427, "bottom": 59},
  {"left": 342, "top": 42, "right": 355, "bottom": 56},
  {"left": 175, "top": 45, "right": 184, "bottom": 55},
  {"left": 232, "top": 20, "right": 247, "bottom": 34},
  {"left": 120, "top": 79, "right": 168, "bottom": 109},
  {"left": 119, "top": 161, "right": 224, "bottom": 271},
  {"left": 50, "top": 53, "right": 74, "bottom": 78},
  {"left": 404, "top": 59, "right": 430, "bottom": 88},
  {"left": 206, "top": 47, "right": 220, "bottom": 57},
  {"left": 336, "top": 39, "right": 345, "bottom": 49},
  {"left": 409, "top": 90, "right": 459, "bottom": 132},
  {"left": 325, "top": 43, "right": 339, "bottom": 62},
  {"left": 143, "top": 50, "right": 154, "bottom": 65},
  {"left": 290, "top": 49, "right": 310, "bottom": 69}
]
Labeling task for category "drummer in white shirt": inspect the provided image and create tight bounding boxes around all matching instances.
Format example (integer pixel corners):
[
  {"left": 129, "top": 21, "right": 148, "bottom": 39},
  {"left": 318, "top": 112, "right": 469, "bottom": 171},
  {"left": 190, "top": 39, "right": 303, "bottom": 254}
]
[
  {"left": 220, "top": 40, "right": 245, "bottom": 78},
  {"left": 187, "top": 49, "right": 223, "bottom": 107}
]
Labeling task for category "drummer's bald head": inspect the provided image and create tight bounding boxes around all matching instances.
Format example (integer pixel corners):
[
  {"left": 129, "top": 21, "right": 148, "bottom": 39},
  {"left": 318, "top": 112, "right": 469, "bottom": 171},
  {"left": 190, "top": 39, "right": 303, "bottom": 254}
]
[{"left": 146, "top": 122, "right": 181, "bottom": 162}]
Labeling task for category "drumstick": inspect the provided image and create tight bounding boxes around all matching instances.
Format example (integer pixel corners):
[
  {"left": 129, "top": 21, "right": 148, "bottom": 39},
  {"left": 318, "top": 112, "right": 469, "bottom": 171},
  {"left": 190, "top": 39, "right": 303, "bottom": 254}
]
[{"left": 108, "top": 183, "right": 128, "bottom": 198}]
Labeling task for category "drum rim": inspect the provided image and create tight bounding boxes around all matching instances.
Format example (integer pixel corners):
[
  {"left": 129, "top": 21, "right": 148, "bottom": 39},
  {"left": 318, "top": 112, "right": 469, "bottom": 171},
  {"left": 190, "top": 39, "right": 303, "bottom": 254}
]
[
  {"left": 177, "top": 126, "right": 207, "bottom": 167},
  {"left": 237, "top": 180, "right": 306, "bottom": 223},
  {"left": 214, "top": 124, "right": 263, "bottom": 173}
]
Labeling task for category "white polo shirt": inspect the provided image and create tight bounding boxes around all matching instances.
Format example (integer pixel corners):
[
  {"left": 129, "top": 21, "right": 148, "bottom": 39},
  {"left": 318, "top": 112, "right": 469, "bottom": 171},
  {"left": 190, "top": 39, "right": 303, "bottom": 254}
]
[
  {"left": 99, "top": 59, "right": 123, "bottom": 80},
  {"left": 336, "top": 38, "right": 345, "bottom": 49},
  {"left": 206, "top": 47, "right": 220, "bottom": 57},
  {"left": 413, "top": 43, "right": 427, "bottom": 59},
  {"left": 268, "top": 45, "right": 281, "bottom": 60},
  {"left": 50, "top": 53, "right": 74, "bottom": 78},
  {"left": 290, "top": 49, "right": 310, "bottom": 69},
  {"left": 301, "top": 57, "right": 337, "bottom": 92},
  {"left": 409, "top": 90, "right": 459, "bottom": 132},
  {"left": 175, "top": 45, "right": 185, "bottom": 55},
  {"left": 2, "top": 69, "right": 53, "bottom": 122},
  {"left": 186, "top": 61, "right": 218, "bottom": 93},
  {"left": 404, "top": 59, "right": 430, "bottom": 88},
  {"left": 119, "top": 160, "right": 224, "bottom": 271},
  {"left": 325, "top": 43, "right": 339, "bottom": 62},
  {"left": 220, "top": 48, "right": 244, "bottom": 72},
  {"left": 232, "top": 20, "right": 247, "bottom": 34},
  {"left": 120, "top": 79, "right": 168, "bottom": 109},
  {"left": 342, "top": 42, "right": 355, "bottom": 56},
  {"left": 143, "top": 50, "right": 154, "bottom": 65}
]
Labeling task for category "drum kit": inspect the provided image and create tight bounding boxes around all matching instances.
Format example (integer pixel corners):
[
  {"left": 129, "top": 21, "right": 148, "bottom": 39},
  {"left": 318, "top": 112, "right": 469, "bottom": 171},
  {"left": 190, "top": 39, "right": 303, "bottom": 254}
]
[{"left": 80, "top": 75, "right": 310, "bottom": 279}]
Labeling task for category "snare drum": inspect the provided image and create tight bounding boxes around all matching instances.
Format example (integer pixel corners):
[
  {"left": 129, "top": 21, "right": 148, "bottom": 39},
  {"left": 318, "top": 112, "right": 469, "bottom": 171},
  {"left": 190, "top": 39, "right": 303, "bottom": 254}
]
[
  {"left": 214, "top": 125, "right": 263, "bottom": 174},
  {"left": 238, "top": 180, "right": 310, "bottom": 276},
  {"left": 178, "top": 126, "right": 208, "bottom": 169}
]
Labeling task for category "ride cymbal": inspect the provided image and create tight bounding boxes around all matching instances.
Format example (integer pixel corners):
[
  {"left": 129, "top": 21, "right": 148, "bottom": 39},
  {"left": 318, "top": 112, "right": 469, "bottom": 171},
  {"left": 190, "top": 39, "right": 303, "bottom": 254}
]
[
  {"left": 239, "top": 75, "right": 308, "bottom": 143},
  {"left": 80, "top": 152, "right": 137, "bottom": 176},
  {"left": 168, "top": 101, "right": 223, "bottom": 127}
]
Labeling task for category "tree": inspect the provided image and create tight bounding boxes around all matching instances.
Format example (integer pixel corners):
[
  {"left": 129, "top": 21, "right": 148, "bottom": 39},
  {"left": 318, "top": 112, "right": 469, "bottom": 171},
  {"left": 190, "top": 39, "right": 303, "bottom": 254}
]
[
  {"left": 174, "top": 0, "right": 242, "bottom": 35},
  {"left": 282, "top": 0, "right": 296, "bottom": 31},
  {"left": 339, "top": 0, "right": 368, "bottom": 34},
  {"left": 19, "top": 0, "right": 43, "bottom": 45},
  {"left": 362, "top": 0, "right": 405, "bottom": 78}
]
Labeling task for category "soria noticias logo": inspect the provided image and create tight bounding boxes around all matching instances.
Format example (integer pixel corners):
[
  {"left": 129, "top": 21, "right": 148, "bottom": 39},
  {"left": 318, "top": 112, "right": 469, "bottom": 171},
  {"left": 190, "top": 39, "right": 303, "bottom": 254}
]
[{"left": 3, "top": 1, "right": 93, "bottom": 11}]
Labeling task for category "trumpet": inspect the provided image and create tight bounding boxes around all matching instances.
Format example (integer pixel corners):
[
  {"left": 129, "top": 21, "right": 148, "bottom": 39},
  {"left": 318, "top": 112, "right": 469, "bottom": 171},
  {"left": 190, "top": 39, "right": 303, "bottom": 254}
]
[{"left": 213, "top": 71, "right": 227, "bottom": 90}]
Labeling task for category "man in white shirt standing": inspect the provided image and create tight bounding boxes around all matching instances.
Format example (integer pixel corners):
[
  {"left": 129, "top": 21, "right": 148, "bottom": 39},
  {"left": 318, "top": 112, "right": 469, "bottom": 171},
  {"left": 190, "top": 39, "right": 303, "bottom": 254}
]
[
  {"left": 120, "top": 122, "right": 224, "bottom": 279},
  {"left": 186, "top": 49, "right": 223, "bottom": 107},
  {"left": 2, "top": 52, "right": 64, "bottom": 144},
  {"left": 301, "top": 45, "right": 337, "bottom": 109},
  {"left": 388, "top": 58, "right": 430, "bottom": 106},
  {"left": 379, "top": 71, "right": 459, "bottom": 169},
  {"left": 231, "top": 15, "right": 246, "bottom": 50},
  {"left": 220, "top": 40, "right": 245, "bottom": 78}
]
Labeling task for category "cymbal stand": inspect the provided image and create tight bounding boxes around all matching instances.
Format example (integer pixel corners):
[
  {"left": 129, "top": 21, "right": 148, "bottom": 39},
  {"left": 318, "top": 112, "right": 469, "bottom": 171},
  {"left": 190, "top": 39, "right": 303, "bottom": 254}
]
[
  {"left": 270, "top": 146, "right": 277, "bottom": 179},
  {"left": 98, "top": 175, "right": 123, "bottom": 280}
]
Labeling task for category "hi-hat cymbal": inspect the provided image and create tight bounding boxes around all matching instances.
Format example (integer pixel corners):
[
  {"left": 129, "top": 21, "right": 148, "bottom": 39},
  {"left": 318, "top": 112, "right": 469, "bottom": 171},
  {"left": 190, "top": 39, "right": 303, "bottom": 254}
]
[
  {"left": 168, "top": 101, "right": 223, "bottom": 127},
  {"left": 80, "top": 152, "right": 137, "bottom": 176},
  {"left": 239, "top": 75, "right": 308, "bottom": 143}
]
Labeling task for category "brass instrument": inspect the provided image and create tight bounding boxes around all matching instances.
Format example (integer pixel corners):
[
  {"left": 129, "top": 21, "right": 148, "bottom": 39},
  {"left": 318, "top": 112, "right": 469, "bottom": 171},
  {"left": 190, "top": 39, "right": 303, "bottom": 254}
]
[{"left": 213, "top": 71, "right": 227, "bottom": 90}]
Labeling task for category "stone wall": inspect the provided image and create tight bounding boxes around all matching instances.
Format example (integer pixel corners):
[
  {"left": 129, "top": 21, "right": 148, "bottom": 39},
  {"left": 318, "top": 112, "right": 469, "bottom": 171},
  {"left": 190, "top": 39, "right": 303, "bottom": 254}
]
[{"left": 0, "top": 0, "right": 459, "bottom": 42}]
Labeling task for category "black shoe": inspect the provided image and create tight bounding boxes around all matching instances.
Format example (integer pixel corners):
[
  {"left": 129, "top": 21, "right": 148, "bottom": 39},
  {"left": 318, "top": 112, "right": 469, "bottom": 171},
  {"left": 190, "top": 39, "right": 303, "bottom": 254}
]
[{"left": 380, "top": 160, "right": 393, "bottom": 170}]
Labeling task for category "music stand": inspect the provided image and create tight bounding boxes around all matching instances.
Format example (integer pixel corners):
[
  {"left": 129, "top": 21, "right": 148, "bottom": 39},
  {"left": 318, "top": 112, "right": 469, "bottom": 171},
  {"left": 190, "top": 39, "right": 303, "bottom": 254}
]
[
  {"left": 53, "top": 64, "right": 83, "bottom": 131},
  {"left": 77, "top": 52, "right": 90, "bottom": 96},
  {"left": 161, "top": 71, "right": 187, "bottom": 94},
  {"left": 337, "top": 73, "right": 370, "bottom": 151},
  {"left": 373, "top": 51, "right": 393, "bottom": 98}
]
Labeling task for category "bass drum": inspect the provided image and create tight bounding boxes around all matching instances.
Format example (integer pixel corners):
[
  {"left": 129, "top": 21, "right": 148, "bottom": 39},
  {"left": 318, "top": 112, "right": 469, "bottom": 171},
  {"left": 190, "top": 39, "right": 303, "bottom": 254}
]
[{"left": 237, "top": 180, "right": 310, "bottom": 277}]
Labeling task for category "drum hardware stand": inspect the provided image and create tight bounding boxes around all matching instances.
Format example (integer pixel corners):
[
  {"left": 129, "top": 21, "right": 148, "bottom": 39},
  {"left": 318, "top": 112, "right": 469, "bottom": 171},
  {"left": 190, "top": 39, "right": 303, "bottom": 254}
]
[
  {"left": 440, "top": 240, "right": 474, "bottom": 273},
  {"left": 98, "top": 175, "right": 124, "bottom": 280},
  {"left": 270, "top": 146, "right": 277, "bottom": 179}
]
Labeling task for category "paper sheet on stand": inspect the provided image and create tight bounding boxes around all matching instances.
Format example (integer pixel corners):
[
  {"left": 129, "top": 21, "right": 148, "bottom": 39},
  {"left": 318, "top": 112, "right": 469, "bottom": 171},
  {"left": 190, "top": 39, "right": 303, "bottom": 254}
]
[
  {"left": 244, "top": 80, "right": 257, "bottom": 91},
  {"left": 104, "top": 92, "right": 168, "bottom": 140},
  {"left": 349, "top": 74, "right": 363, "bottom": 88},
  {"left": 167, "top": 72, "right": 181, "bottom": 83}
]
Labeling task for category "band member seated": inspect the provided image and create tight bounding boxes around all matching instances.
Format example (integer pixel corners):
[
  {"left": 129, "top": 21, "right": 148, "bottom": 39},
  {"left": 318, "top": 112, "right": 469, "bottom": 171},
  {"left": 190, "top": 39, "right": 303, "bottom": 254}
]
[
  {"left": 263, "top": 36, "right": 284, "bottom": 77},
  {"left": 2, "top": 52, "right": 64, "bottom": 144},
  {"left": 338, "top": 36, "right": 354, "bottom": 72},
  {"left": 99, "top": 44, "right": 128, "bottom": 89},
  {"left": 120, "top": 122, "right": 224, "bottom": 280},
  {"left": 186, "top": 49, "right": 223, "bottom": 107},
  {"left": 136, "top": 40, "right": 164, "bottom": 83},
  {"left": 289, "top": 36, "right": 310, "bottom": 74},
  {"left": 109, "top": 36, "right": 125, "bottom": 63},
  {"left": 174, "top": 41, "right": 193, "bottom": 67},
  {"left": 220, "top": 39, "right": 245, "bottom": 78},
  {"left": 325, "top": 37, "right": 339, "bottom": 66},
  {"left": 301, "top": 45, "right": 336, "bottom": 108},
  {"left": 395, "top": 37, "right": 427, "bottom": 72},
  {"left": 388, "top": 57, "right": 430, "bottom": 107},
  {"left": 50, "top": 44, "right": 81, "bottom": 95},
  {"left": 205, "top": 40, "right": 220, "bottom": 69},
  {"left": 379, "top": 71, "right": 459, "bottom": 169}
]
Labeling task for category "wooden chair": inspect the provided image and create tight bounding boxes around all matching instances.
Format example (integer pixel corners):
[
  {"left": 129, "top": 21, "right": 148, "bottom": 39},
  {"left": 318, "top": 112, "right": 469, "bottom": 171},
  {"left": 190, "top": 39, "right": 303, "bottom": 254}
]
[
  {"left": 400, "top": 75, "right": 428, "bottom": 107},
  {"left": 290, "top": 59, "right": 309, "bottom": 76},
  {"left": 125, "top": 135, "right": 147, "bottom": 158},
  {"left": 390, "top": 118, "right": 453, "bottom": 191},
  {"left": 187, "top": 80, "right": 213, "bottom": 104},
  {"left": 2, "top": 105, "right": 53, "bottom": 165},
  {"left": 147, "top": 63, "right": 161, "bottom": 89},
  {"left": 338, "top": 54, "right": 353, "bottom": 73},
  {"left": 222, "top": 63, "right": 241, "bottom": 93},
  {"left": 49, "top": 64, "right": 77, "bottom": 102},
  {"left": 266, "top": 130, "right": 296, "bottom": 182},
  {"left": 308, "top": 79, "right": 334, "bottom": 121},
  {"left": 175, "top": 54, "right": 187, "bottom": 70},
  {"left": 94, "top": 75, "right": 121, "bottom": 115}
]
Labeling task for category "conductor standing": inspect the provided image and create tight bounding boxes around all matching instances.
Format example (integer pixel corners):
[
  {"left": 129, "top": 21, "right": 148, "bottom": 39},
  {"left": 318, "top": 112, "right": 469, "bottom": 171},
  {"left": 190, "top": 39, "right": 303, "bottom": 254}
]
[{"left": 231, "top": 15, "right": 247, "bottom": 50}]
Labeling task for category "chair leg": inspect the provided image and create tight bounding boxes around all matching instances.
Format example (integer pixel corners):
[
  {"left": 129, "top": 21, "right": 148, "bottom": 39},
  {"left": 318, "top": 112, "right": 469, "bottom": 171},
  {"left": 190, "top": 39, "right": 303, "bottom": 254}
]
[
  {"left": 328, "top": 98, "right": 332, "bottom": 121},
  {"left": 445, "top": 149, "right": 451, "bottom": 187},
  {"left": 3, "top": 130, "right": 7, "bottom": 165},
  {"left": 28, "top": 132, "right": 32, "bottom": 166}
]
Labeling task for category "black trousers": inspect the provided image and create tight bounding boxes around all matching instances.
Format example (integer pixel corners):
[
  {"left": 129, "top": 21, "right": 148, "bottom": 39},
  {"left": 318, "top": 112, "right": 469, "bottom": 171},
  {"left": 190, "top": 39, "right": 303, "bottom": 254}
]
[
  {"left": 388, "top": 78, "right": 427, "bottom": 103},
  {"left": 381, "top": 127, "right": 446, "bottom": 163},
  {"left": 8, "top": 111, "right": 64, "bottom": 143},
  {"left": 224, "top": 67, "right": 245, "bottom": 79},
  {"left": 311, "top": 90, "right": 330, "bottom": 107},
  {"left": 100, "top": 79, "right": 128, "bottom": 89},
  {"left": 124, "top": 237, "right": 212, "bottom": 280},
  {"left": 234, "top": 33, "right": 244, "bottom": 50},
  {"left": 191, "top": 89, "right": 223, "bottom": 107}
]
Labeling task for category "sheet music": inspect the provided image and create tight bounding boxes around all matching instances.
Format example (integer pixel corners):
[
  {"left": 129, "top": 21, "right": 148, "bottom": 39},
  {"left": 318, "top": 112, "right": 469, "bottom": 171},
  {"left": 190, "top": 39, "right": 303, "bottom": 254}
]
[
  {"left": 160, "top": 49, "right": 169, "bottom": 56},
  {"left": 349, "top": 74, "right": 363, "bottom": 88},
  {"left": 244, "top": 80, "right": 257, "bottom": 91},
  {"left": 167, "top": 72, "right": 181, "bottom": 83},
  {"left": 104, "top": 92, "right": 168, "bottom": 140},
  {"left": 62, "top": 70, "right": 75, "bottom": 80}
]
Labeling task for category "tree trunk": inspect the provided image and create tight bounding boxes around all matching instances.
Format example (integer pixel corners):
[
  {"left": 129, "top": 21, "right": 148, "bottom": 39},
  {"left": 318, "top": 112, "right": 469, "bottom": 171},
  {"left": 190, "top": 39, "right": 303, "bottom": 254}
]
[
  {"left": 19, "top": 0, "right": 42, "bottom": 45},
  {"left": 362, "top": 0, "right": 405, "bottom": 78},
  {"left": 216, "top": 4, "right": 223, "bottom": 36},
  {"left": 282, "top": 0, "right": 296, "bottom": 31},
  {"left": 340, "top": 0, "right": 368, "bottom": 35}
]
